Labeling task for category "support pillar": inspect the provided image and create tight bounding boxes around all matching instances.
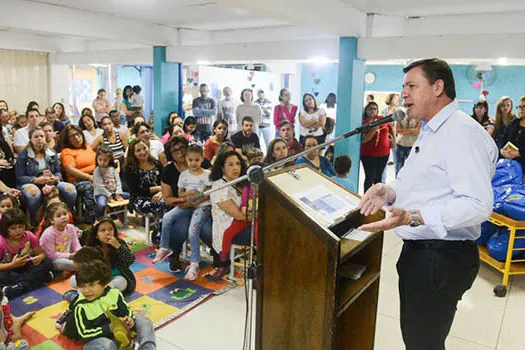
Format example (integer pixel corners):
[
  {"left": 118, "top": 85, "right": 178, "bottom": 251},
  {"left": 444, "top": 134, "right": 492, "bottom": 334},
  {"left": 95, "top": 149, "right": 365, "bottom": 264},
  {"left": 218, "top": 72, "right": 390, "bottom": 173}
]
[
  {"left": 153, "top": 46, "right": 182, "bottom": 135},
  {"left": 334, "top": 37, "right": 365, "bottom": 187}
]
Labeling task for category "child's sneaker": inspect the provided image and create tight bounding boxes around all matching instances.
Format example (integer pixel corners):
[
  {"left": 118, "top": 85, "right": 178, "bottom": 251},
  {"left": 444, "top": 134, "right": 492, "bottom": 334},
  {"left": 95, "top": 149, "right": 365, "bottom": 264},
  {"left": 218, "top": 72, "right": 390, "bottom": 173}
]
[
  {"left": 63, "top": 289, "right": 78, "bottom": 304},
  {"left": 184, "top": 263, "right": 199, "bottom": 281},
  {"left": 152, "top": 248, "right": 173, "bottom": 264},
  {"left": 2, "top": 283, "right": 26, "bottom": 299},
  {"left": 55, "top": 309, "right": 71, "bottom": 330}
]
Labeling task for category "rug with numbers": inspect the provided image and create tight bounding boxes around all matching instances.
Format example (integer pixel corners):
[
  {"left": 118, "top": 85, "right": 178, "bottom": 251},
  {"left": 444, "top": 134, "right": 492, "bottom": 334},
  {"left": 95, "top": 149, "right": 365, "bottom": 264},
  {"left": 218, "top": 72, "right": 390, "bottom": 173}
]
[{"left": 9, "top": 233, "right": 238, "bottom": 349}]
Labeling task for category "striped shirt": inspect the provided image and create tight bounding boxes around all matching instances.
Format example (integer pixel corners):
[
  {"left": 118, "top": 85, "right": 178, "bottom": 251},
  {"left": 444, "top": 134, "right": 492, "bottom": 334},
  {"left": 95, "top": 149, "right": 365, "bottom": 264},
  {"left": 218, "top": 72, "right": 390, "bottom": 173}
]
[{"left": 103, "top": 132, "right": 124, "bottom": 159}]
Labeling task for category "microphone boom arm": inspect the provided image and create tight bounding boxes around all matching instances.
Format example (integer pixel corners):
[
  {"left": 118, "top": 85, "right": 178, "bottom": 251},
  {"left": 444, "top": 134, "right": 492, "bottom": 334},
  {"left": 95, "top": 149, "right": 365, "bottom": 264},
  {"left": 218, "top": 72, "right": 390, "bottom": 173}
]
[{"left": 189, "top": 113, "right": 400, "bottom": 202}]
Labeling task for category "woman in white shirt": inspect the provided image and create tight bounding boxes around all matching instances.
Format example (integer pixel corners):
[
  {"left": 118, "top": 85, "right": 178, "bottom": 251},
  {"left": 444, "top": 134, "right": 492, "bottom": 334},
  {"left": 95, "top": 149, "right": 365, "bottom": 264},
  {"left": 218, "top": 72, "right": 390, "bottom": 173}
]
[
  {"left": 209, "top": 150, "right": 251, "bottom": 280},
  {"left": 299, "top": 92, "right": 327, "bottom": 145},
  {"left": 320, "top": 93, "right": 337, "bottom": 140},
  {"left": 78, "top": 114, "right": 103, "bottom": 147},
  {"left": 131, "top": 122, "right": 166, "bottom": 166}
]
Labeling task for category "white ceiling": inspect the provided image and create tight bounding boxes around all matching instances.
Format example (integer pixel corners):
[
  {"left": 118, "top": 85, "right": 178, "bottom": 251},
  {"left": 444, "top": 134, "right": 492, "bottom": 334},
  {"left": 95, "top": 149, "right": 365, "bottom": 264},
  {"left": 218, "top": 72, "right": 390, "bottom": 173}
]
[
  {"left": 28, "top": 0, "right": 287, "bottom": 30},
  {"left": 343, "top": 0, "right": 525, "bottom": 16},
  {"left": 4, "top": 0, "right": 525, "bottom": 64}
]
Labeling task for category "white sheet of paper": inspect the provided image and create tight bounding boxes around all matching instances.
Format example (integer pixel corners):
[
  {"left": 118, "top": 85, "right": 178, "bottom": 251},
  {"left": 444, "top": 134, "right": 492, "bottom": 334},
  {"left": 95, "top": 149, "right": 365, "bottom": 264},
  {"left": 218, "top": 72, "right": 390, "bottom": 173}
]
[
  {"left": 343, "top": 229, "right": 370, "bottom": 242},
  {"left": 292, "top": 184, "right": 357, "bottom": 227}
]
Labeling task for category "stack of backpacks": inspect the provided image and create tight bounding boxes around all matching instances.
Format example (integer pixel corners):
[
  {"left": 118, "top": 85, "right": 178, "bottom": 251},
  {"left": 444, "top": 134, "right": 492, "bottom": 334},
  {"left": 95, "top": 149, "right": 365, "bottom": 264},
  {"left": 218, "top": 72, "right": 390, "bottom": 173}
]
[{"left": 479, "top": 159, "right": 525, "bottom": 261}]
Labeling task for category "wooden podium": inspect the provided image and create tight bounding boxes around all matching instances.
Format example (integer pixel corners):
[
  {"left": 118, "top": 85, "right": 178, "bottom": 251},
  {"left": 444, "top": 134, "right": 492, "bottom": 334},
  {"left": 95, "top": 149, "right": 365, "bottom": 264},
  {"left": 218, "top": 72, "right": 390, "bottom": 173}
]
[{"left": 255, "top": 165, "right": 384, "bottom": 350}]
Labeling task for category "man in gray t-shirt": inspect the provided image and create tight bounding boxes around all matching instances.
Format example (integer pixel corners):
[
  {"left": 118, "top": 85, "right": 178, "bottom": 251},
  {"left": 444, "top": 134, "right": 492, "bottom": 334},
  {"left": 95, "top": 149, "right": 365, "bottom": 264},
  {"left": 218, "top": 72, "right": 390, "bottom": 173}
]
[{"left": 217, "top": 86, "right": 239, "bottom": 134}]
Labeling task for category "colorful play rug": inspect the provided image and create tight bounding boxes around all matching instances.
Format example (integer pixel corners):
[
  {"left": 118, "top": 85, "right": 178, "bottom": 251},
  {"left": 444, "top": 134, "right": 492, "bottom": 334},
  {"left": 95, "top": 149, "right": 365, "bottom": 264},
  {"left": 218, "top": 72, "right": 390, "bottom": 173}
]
[{"left": 9, "top": 234, "right": 239, "bottom": 349}]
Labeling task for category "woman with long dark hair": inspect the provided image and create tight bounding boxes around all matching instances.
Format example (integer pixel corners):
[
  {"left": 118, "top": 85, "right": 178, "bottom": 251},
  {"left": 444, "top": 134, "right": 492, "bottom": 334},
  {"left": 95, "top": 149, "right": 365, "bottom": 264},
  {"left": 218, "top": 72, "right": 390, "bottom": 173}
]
[
  {"left": 209, "top": 150, "right": 251, "bottom": 279},
  {"left": 273, "top": 88, "right": 298, "bottom": 137},
  {"left": 78, "top": 113, "right": 103, "bottom": 147},
  {"left": 52, "top": 102, "right": 70, "bottom": 125},
  {"left": 299, "top": 92, "right": 327, "bottom": 145},
  {"left": 471, "top": 100, "right": 494, "bottom": 135},
  {"left": 360, "top": 101, "right": 395, "bottom": 191},
  {"left": 60, "top": 124, "right": 96, "bottom": 223},
  {"left": 263, "top": 138, "right": 290, "bottom": 168},
  {"left": 122, "top": 85, "right": 134, "bottom": 125},
  {"left": 204, "top": 120, "right": 228, "bottom": 161},
  {"left": 124, "top": 138, "right": 164, "bottom": 225}
]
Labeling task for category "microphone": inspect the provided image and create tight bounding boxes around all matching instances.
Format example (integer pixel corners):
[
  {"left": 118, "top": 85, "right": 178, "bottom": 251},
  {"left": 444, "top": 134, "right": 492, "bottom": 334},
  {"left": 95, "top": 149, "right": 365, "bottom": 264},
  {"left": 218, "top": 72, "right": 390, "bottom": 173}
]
[
  {"left": 343, "top": 109, "right": 405, "bottom": 138},
  {"left": 415, "top": 146, "right": 420, "bottom": 153},
  {"left": 188, "top": 108, "right": 408, "bottom": 203}
]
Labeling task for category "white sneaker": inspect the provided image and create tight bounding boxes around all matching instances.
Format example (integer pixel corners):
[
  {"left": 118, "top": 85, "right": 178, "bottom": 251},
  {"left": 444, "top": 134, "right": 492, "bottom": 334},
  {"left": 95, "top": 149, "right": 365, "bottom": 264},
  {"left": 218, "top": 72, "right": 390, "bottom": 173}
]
[
  {"left": 184, "top": 263, "right": 200, "bottom": 281},
  {"left": 152, "top": 248, "right": 173, "bottom": 264}
]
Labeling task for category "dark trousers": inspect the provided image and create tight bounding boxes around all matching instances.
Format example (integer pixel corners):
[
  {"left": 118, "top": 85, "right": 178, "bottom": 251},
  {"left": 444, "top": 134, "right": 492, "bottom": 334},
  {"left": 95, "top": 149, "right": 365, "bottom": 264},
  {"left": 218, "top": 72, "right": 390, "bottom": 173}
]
[
  {"left": 361, "top": 155, "right": 389, "bottom": 192},
  {"left": 397, "top": 240, "right": 479, "bottom": 350},
  {"left": 394, "top": 145, "right": 412, "bottom": 176},
  {"left": 0, "top": 257, "right": 53, "bottom": 291}
]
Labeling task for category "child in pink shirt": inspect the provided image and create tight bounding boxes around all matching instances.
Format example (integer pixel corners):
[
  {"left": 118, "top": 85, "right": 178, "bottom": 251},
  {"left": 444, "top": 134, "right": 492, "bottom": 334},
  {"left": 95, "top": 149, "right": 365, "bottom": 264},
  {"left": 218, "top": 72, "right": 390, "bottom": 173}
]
[
  {"left": 0, "top": 208, "right": 53, "bottom": 299},
  {"left": 39, "top": 202, "right": 81, "bottom": 273}
]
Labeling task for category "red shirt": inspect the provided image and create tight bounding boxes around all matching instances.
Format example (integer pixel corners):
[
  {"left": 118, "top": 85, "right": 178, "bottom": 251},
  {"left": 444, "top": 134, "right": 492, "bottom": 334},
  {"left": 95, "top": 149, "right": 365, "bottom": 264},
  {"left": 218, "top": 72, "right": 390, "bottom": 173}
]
[
  {"left": 361, "top": 116, "right": 393, "bottom": 157},
  {"left": 286, "top": 139, "right": 303, "bottom": 156},
  {"left": 273, "top": 104, "right": 298, "bottom": 128},
  {"left": 204, "top": 139, "right": 220, "bottom": 161}
]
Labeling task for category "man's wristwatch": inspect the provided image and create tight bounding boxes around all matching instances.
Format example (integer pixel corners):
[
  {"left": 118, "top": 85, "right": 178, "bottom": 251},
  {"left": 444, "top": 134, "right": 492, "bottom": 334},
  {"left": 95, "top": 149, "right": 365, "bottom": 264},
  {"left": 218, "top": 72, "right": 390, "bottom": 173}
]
[{"left": 408, "top": 210, "right": 421, "bottom": 227}]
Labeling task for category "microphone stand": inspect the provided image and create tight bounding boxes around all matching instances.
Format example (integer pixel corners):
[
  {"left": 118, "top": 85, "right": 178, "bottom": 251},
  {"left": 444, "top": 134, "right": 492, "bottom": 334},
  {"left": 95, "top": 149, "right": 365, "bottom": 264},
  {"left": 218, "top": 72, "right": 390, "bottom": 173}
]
[{"left": 190, "top": 113, "right": 400, "bottom": 350}]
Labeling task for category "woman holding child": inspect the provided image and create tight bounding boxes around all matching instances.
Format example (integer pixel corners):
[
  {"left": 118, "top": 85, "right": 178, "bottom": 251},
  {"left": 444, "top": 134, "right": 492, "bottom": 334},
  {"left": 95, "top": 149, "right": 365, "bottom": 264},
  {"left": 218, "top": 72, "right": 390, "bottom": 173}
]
[
  {"left": 156, "top": 137, "right": 217, "bottom": 273},
  {"left": 209, "top": 150, "right": 253, "bottom": 279}
]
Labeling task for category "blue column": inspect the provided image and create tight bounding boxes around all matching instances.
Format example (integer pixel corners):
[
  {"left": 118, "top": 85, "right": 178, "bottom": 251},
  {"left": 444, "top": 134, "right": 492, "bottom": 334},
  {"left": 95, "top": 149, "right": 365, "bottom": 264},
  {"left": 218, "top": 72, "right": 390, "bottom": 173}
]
[
  {"left": 334, "top": 37, "right": 365, "bottom": 187},
  {"left": 153, "top": 46, "right": 182, "bottom": 136}
]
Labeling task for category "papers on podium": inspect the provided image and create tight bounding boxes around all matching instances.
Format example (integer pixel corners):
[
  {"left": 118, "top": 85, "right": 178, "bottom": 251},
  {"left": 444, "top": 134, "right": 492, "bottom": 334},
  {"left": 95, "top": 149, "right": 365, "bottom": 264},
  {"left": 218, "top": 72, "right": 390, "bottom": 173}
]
[{"left": 292, "top": 184, "right": 359, "bottom": 228}]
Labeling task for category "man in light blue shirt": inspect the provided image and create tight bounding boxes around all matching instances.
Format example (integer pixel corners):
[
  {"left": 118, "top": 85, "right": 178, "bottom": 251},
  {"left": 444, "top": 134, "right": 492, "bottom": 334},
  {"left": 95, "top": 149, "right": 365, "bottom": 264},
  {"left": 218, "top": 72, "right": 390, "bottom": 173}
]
[{"left": 358, "top": 59, "right": 498, "bottom": 350}]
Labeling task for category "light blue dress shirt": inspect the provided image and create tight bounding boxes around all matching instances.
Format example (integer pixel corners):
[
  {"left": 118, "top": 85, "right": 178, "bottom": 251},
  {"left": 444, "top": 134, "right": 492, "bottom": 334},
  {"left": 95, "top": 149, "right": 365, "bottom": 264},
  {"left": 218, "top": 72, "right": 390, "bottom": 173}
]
[{"left": 390, "top": 102, "right": 498, "bottom": 241}]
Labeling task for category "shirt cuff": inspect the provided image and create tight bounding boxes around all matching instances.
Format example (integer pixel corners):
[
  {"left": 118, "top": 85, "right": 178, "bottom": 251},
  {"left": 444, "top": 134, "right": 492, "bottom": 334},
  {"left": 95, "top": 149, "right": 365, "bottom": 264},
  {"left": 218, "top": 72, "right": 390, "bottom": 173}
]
[{"left": 419, "top": 205, "right": 448, "bottom": 239}]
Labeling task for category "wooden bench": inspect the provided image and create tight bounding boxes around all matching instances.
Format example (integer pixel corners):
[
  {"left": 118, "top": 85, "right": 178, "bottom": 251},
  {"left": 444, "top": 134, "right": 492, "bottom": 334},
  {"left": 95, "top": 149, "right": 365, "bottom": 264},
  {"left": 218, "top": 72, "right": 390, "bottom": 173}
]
[{"left": 105, "top": 199, "right": 129, "bottom": 226}]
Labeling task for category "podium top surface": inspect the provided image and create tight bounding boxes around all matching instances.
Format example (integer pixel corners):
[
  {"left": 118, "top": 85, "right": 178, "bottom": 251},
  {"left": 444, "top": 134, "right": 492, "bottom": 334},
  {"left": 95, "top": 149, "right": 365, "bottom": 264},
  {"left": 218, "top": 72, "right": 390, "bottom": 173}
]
[{"left": 266, "top": 166, "right": 361, "bottom": 229}]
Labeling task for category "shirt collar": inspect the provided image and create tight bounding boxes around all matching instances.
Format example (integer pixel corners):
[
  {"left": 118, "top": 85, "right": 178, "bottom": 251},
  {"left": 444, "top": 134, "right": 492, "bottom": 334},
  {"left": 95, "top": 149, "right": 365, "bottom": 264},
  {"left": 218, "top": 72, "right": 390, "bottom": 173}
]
[{"left": 423, "top": 101, "right": 458, "bottom": 133}]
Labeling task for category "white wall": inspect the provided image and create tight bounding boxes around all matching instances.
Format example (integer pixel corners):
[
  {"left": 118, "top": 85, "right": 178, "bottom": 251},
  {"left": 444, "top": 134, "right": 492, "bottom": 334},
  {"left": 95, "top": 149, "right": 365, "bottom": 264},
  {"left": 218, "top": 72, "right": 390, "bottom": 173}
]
[{"left": 49, "top": 64, "right": 70, "bottom": 108}]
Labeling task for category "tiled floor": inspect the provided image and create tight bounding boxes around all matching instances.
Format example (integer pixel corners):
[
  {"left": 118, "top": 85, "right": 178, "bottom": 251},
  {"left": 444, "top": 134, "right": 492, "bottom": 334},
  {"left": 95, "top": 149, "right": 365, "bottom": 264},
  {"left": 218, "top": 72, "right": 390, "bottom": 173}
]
[
  {"left": 145, "top": 230, "right": 525, "bottom": 350},
  {"left": 129, "top": 162, "right": 525, "bottom": 349}
]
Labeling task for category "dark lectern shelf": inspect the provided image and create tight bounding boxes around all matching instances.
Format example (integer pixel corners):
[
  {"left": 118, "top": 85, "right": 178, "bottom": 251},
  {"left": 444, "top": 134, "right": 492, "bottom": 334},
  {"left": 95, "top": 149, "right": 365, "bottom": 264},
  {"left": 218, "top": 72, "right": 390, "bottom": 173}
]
[{"left": 256, "top": 165, "right": 384, "bottom": 350}]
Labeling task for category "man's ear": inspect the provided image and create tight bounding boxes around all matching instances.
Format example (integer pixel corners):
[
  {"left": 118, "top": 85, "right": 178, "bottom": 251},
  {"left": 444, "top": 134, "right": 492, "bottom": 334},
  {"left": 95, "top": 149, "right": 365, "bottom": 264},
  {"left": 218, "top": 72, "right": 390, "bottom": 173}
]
[{"left": 434, "top": 79, "right": 445, "bottom": 97}]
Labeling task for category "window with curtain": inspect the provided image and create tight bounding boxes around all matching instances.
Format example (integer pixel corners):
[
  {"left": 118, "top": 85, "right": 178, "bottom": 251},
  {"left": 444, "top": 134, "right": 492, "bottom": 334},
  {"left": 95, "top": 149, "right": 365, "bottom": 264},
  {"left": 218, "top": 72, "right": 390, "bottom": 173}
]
[{"left": 0, "top": 49, "right": 49, "bottom": 113}]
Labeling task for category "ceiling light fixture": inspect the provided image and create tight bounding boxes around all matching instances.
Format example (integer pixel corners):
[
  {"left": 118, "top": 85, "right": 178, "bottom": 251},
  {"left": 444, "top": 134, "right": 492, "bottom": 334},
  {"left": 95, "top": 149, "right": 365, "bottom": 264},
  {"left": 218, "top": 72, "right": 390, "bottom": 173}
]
[
  {"left": 308, "top": 57, "right": 331, "bottom": 65},
  {"left": 497, "top": 57, "right": 509, "bottom": 66},
  {"left": 196, "top": 60, "right": 210, "bottom": 65}
]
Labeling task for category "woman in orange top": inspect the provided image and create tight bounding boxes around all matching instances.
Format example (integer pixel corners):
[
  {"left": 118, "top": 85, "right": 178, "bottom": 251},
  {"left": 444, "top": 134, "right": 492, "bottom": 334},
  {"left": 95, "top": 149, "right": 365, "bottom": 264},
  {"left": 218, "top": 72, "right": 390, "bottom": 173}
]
[{"left": 59, "top": 124, "right": 96, "bottom": 223}]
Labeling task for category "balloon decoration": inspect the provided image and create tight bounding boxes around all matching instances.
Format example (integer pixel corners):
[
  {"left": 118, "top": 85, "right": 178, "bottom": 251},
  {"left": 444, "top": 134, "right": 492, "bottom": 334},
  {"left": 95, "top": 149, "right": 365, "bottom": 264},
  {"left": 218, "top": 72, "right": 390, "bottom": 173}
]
[
  {"left": 313, "top": 78, "right": 321, "bottom": 85},
  {"left": 472, "top": 82, "right": 482, "bottom": 89},
  {"left": 311, "top": 71, "right": 317, "bottom": 77}
]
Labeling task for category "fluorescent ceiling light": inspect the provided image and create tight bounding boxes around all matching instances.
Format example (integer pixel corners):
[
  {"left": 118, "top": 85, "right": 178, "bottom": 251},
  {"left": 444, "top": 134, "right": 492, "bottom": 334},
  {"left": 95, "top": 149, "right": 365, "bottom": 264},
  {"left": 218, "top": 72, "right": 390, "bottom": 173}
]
[
  {"left": 308, "top": 57, "right": 331, "bottom": 65},
  {"left": 196, "top": 60, "right": 210, "bottom": 65},
  {"left": 497, "top": 57, "right": 508, "bottom": 66}
]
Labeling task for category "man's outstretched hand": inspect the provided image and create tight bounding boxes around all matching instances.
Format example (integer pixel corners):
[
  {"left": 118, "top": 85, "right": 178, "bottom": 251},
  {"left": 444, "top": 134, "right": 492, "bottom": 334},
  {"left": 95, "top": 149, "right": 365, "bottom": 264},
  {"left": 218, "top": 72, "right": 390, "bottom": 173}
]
[
  {"left": 358, "top": 207, "right": 409, "bottom": 232},
  {"left": 359, "top": 183, "right": 395, "bottom": 216}
]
